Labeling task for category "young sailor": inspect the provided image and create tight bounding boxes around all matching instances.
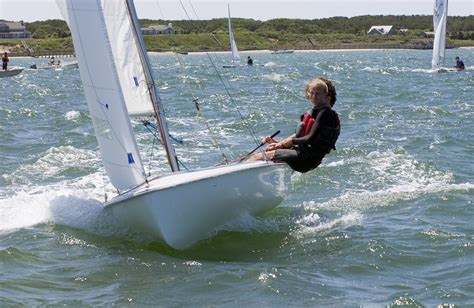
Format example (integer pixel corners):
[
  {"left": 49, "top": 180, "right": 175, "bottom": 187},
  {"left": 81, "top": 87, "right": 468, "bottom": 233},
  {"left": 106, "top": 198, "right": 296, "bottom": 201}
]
[
  {"left": 251, "top": 78, "right": 340, "bottom": 173},
  {"left": 454, "top": 56, "right": 465, "bottom": 71},
  {"left": 247, "top": 56, "right": 253, "bottom": 66}
]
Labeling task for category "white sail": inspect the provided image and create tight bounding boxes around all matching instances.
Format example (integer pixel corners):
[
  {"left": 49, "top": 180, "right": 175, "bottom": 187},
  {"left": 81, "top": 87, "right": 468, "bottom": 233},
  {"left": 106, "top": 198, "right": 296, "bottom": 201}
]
[
  {"left": 102, "top": 1, "right": 158, "bottom": 117},
  {"left": 57, "top": 0, "right": 146, "bottom": 191},
  {"left": 432, "top": 0, "right": 448, "bottom": 69},
  {"left": 228, "top": 5, "right": 240, "bottom": 64}
]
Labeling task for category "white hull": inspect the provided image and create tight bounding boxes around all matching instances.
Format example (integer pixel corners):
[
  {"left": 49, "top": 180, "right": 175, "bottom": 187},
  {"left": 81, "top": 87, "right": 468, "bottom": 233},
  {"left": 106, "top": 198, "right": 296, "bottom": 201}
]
[
  {"left": 223, "top": 64, "right": 243, "bottom": 68},
  {"left": 0, "top": 67, "right": 23, "bottom": 77},
  {"left": 271, "top": 49, "right": 294, "bottom": 54},
  {"left": 105, "top": 161, "right": 288, "bottom": 249},
  {"left": 433, "top": 67, "right": 458, "bottom": 73},
  {"left": 31, "top": 61, "right": 78, "bottom": 70}
]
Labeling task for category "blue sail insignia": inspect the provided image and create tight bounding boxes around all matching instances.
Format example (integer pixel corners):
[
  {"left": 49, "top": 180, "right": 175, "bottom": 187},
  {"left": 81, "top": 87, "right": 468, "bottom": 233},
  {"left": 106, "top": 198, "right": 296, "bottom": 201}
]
[{"left": 127, "top": 153, "right": 135, "bottom": 164}]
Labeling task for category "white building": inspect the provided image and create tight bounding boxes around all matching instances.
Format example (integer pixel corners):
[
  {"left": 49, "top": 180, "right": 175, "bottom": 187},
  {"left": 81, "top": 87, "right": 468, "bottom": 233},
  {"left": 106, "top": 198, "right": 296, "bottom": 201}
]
[
  {"left": 0, "top": 21, "right": 32, "bottom": 39},
  {"left": 142, "top": 23, "right": 175, "bottom": 35},
  {"left": 367, "top": 25, "right": 396, "bottom": 35}
]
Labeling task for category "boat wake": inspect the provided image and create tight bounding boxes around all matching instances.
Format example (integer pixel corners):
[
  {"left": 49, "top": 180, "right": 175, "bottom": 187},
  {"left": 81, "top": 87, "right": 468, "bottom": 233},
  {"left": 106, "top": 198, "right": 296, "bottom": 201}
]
[{"left": 0, "top": 185, "right": 102, "bottom": 232}]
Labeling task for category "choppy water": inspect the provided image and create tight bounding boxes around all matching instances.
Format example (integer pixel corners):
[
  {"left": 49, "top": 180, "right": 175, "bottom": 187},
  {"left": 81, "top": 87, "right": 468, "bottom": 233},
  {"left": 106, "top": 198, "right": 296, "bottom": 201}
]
[{"left": 1, "top": 49, "right": 473, "bottom": 306}]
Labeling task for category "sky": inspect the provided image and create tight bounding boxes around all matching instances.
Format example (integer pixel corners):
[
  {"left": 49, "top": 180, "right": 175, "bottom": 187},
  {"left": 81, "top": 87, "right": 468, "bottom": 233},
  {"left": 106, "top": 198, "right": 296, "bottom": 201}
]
[{"left": 0, "top": 0, "right": 473, "bottom": 22}]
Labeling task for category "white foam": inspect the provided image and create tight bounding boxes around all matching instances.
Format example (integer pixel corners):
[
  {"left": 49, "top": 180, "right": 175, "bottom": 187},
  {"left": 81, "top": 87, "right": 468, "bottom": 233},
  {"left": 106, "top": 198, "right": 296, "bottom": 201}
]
[
  {"left": 262, "top": 73, "right": 288, "bottom": 82},
  {"left": 0, "top": 186, "right": 101, "bottom": 232},
  {"left": 264, "top": 62, "right": 277, "bottom": 67},
  {"left": 0, "top": 168, "right": 124, "bottom": 237},
  {"left": 293, "top": 212, "right": 362, "bottom": 239},
  {"left": 325, "top": 159, "right": 346, "bottom": 167},
  {"left": 4, "top": 146, "right": 100, "bottom": 185},
  {"left": 65, "top": 110, "right": 80, "bottom": 121}
]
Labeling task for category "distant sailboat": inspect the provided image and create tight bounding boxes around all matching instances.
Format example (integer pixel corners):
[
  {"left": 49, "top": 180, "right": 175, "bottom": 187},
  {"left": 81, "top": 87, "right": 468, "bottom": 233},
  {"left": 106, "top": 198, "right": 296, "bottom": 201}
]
[
  {"left": 223, "top": 4, "right": 242, "bottom": 68},
  {"left": 432, "top": 0, "right": 448, "bottom": 70},
  {"left": 57, "top": 0, "right": 287, "bottom": 250}
]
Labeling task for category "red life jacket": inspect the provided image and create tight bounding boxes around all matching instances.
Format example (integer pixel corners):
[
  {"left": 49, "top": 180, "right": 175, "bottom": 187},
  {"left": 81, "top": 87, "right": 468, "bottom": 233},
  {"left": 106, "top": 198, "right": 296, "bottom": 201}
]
[
  {"left": 298, "top": 107, "right": 340, "bottom": 151},
  {"left": 301, "top": 112, "right": 315, "bottom": 137}
]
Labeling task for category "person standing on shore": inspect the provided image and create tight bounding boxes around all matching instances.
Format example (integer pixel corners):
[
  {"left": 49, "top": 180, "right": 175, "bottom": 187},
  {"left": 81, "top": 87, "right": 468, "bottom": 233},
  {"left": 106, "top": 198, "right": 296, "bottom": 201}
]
[
  {"left": 2, "top": 52, "right": 9, "bottom": 70},
  {"left": 249, "top": 77, "right": 340, "bottom": 173}
]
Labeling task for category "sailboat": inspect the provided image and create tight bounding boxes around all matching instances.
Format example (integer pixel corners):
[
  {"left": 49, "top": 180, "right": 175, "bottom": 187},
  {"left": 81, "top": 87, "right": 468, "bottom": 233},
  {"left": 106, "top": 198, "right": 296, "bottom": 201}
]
[
  {"left": 431, "top": 0, "right": 449, "bottom": 71},
  {"left": 223, "top": 4, "right": 242, "bottom": 68},
  {"left": 56, "top": 0, "right": 287, "bottom": 250}
]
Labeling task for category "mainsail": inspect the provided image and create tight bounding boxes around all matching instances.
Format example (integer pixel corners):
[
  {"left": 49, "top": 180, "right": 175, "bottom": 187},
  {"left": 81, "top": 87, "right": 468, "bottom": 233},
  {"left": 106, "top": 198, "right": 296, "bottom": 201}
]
[
  {"left": 227, "top": 5, "right": 241, "bottom": 65},
  {"left": 432, "top": 0, "right": 448, "bottom": 69},
  {"left": 56, "top": 0, "right": 170, "bottom": 191}
]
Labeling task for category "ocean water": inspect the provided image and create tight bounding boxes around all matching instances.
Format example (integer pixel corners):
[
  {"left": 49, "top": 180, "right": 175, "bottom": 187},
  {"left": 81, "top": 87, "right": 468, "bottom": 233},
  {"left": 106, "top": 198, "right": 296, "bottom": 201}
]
[{"left": 0, "top": 49, "right": 473, "bottom": 306}]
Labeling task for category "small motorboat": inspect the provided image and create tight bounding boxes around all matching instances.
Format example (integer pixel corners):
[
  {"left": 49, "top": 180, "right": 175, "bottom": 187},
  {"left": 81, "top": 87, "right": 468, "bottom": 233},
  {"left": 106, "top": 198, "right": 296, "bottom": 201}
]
[
  {"left": 0, "top": 67, "right": 24, "bottom": 77},
  {"left": 30, "top": 60, "right": 78, "bottom": 70},
  {"left": 271, "top": 49, "right": 295, "bottom": 54}
]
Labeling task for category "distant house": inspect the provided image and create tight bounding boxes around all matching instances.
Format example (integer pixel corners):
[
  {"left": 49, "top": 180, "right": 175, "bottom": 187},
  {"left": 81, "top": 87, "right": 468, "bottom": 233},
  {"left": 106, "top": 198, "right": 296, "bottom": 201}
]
[
  {"left": 367, "top": 25, "right": 396, "bottom": 35},
  {"left": 422, "top": 31, "right": 435, "bottom": 37},
  {"left": 0, "top": 21, "right": 32, "bottom": 39},
  {"left": 141, "top": 23, "right": 175, "bottom": 35}
]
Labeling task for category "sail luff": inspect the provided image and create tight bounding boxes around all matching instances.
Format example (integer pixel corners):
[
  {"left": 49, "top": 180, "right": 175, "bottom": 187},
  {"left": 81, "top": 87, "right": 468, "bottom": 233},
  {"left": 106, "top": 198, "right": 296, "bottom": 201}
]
[
  {"left": 57, "top": 0, "right": 146, "bottom": 192},
  {"left": 126, "top": 0, "right": 180, "bottom": 172}
]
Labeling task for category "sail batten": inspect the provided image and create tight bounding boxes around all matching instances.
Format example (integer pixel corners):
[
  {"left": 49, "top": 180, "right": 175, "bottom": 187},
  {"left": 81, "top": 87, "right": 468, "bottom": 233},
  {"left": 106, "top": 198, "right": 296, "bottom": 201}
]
[{"left": 432, "top": 0, "right": 448, "bottom": 69}]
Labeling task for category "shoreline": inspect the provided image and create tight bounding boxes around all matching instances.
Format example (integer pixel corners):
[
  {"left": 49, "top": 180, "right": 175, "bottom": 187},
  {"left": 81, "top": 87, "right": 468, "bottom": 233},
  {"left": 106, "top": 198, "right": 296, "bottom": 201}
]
[{"left": 5, "top": 46, "right": 473, "bottom": 58}]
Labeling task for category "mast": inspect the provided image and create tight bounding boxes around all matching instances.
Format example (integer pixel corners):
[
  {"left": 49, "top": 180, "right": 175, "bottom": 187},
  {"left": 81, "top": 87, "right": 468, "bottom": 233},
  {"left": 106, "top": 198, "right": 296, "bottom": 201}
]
[{"left": 126, "top": 0, "right": 180, "bottom": 172}]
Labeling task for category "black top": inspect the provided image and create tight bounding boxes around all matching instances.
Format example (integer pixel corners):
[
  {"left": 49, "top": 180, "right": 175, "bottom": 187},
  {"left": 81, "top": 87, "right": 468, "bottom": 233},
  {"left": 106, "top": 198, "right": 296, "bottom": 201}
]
[{"left": 292, "top": 105, "right": 338, "bottom": 149}]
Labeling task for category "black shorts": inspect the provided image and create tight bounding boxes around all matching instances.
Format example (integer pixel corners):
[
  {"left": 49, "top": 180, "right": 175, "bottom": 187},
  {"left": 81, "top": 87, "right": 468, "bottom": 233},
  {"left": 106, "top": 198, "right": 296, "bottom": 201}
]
[{"left": 273, "top": 148, "right": 325, "bottom": 173}]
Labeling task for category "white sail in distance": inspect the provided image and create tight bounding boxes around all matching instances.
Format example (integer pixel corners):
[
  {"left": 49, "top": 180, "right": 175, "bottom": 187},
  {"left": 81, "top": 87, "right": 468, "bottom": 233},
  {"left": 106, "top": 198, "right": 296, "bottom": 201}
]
[
  {"left": 228, "top": 4, "right": 241, "bottom": 64},
  {"left": 57, "top": 0, "right": 147, "bottom": 191},
  {"left": 432, "top": 0, "right": 448, "bottom": 69}
]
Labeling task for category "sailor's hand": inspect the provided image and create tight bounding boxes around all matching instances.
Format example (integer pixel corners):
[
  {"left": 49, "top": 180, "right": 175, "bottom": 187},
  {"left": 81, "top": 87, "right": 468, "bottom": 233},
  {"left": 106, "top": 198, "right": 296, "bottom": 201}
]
[
  {"left": 266, "top": 142, "right": 281, "bottom": 151},
  {"left": 262, "top": 136, "right": 277, "bottom": 144}
]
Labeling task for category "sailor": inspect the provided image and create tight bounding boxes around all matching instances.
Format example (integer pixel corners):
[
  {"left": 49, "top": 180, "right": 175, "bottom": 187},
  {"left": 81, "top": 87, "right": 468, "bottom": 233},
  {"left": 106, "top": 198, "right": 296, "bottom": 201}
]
[
  {"left": 2, "top": 52, "right": 9, "bottom": 70},
  {"left": 454, "top": 56, "right": 465, "bottom": 71},
  {"left": 49, "top": 56, "right": 55, "bottom": 65},
  {"left": 247, "top": 56, "right": 253, "bottom": 66},
  {"left": 295, "top": 77, "right": 337, "bottom": 138},
  {"left": 250, "top": 77, "right": 340, "bottom": 173}
]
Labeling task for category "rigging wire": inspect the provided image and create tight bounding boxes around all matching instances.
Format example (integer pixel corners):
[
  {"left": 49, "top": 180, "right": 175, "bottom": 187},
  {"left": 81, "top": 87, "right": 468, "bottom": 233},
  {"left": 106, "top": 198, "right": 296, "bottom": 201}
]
[
  {"left": 187, "top": 0, "right": 199, "bottom": 20},
  {"left": 143, "top": 121, "right": 189, "bottom": 171},
  {"left": 177, "top": 0, "right": 264, "bottom": 152},
  {"left": 174, "top": 53, "right": 229, "bottom": 163},
  {"left": 155, "top": 0, "right": 165, "bottom": 20},
  {"left": 145, "top": 119, "right": 159, "bottom": 176}
]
